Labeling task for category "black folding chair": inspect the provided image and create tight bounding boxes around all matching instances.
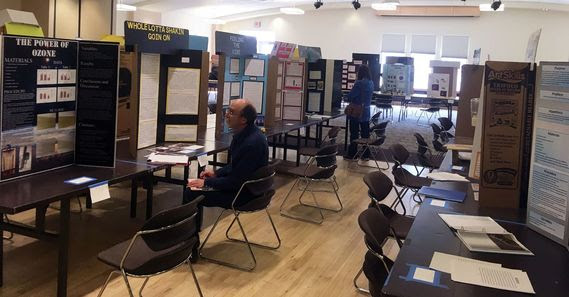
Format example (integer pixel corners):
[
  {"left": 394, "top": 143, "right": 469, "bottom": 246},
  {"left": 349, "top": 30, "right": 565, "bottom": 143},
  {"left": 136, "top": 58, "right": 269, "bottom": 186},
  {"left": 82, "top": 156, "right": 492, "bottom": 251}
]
[
  {"left": 298, "top": 126, "right": 341, "bottom": 157},
  {"left": 351, "top": 121, "right": 390, "bottom": 170},
  {"left": 438, "top": 117, "right": 455, "bottom": 140},
  {"left": 413, "top": 133, "right": 444, "bottom": 174},
  {"left": 390, "top": 144, "right": 432, "bottom": 214}
]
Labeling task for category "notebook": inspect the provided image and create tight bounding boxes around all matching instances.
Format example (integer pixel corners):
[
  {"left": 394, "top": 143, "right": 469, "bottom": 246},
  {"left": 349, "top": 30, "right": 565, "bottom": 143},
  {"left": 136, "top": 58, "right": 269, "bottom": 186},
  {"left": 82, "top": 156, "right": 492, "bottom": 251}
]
[{"left": 418, "top": 186, "right": 466, "bottom": 203}]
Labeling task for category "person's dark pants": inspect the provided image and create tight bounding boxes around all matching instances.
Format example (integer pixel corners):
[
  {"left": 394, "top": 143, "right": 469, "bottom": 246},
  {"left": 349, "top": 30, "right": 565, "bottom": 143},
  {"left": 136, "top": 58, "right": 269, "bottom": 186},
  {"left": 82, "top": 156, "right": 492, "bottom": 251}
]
[
  {"left": 184, "top": 188, "right": 237, "bottom": 261},
  {"left": 347, "top": 119, "right": 370, "bottom": 158}
]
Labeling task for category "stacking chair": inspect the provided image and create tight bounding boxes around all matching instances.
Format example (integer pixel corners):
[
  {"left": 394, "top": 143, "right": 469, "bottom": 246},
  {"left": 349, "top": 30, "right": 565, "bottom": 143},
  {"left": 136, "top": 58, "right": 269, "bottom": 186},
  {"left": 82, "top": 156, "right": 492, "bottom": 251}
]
[
  {"left": 199, "top": 165, "right": 281, "bottom": 271},
  {"left": 363, "top": 171, "right": 414, "bottom": 248},
  {"left": 353, "top": 207, "right": 394, "bottom": 296},
  {"left": 413, "top": 133, "right": 443, "bottom": 174},
  {"left": 432, "top": 138, "right": 448, "bottom": 157},
  {"left": 351, "top": 121, "right": 390, "bottom": 170},
  {"left": 298, "top": 126, "right": 341, "bottom": 157},
  {"left": 416, "top": 100, "right": 442, "bottom": 123},
  {"left": 430, "top": 123, "right": 443, "bottom": 141},
  {"left": 437, "top": 117, "right": 455, "bottom": 140},
  {"left": 97, "top": 196, "right": 205, "bottom": 297},
  {"left": 389, "top": 144, "right": 432, "bottom": 214},
  {"left": 280, "top": 144, "right": 342, "bottom": 224}
]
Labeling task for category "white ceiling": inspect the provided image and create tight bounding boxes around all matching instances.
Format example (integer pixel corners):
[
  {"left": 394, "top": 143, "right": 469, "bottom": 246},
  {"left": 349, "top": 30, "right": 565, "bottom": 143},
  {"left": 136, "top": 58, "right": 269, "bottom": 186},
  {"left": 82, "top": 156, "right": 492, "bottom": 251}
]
[{"left": 122, "top": 0, "right": 569, "bottom": 17}]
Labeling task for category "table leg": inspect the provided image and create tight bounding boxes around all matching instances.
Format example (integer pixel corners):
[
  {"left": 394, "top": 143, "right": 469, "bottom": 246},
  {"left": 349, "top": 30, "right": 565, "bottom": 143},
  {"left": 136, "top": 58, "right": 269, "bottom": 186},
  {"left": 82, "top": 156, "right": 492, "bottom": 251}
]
[
  {"left": 36, "top": 206, "right": 47, "bottom": 232},
  {"left": 130, "top": 178, "right": 138, "bottom": 218},
  {"left": 57, "top": 198, "right": 70, "bottom": 297},
  {"left": 145, "top": 175, "right": 154, "bottom": 220},
  {"left": 305, "top": 127, "right": 309, "bottom": 146},
  {"left": 165, "top": 167, "right": 172, "bottom": 179},
  {"left": 283, "top": 133, "right": 288, "bottom": 161},
  {"left": 0, "top": 213, "right": 3, "bottom": 286},
  {"left": 272, "top": 135, "right": 277, "bottom": 159},
  {"left": 344, "top": 116, "right": 349, "bottom": 152},
  {"left": 212, "top": 153, "right": 218, "bottom": 170},
  {"left": 448, "top": 104, "right": 452, "bottom": 119},
  {"left": 296, "top": 129, "right": 301, "bottom": 166},
  {"left": 184, "top": 164, "right": 190, "bottom": 181},
  {"left": 85, "top": 193, "right": 92, "bottom": 209}
]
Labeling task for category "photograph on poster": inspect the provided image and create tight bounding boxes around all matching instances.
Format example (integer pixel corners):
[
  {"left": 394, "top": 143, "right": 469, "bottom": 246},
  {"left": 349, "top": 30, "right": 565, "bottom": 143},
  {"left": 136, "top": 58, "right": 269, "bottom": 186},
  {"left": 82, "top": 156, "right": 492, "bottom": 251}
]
[
  {"left": 348, "top": 73, "right": 357, "bottom": 80},
  {"left": 58, "top": 111, "right": 76, "bottom": 129},
  {"left": 285, "top": 77, "right": 303, "bottom": 89},
  {"left": 37, "top": 69, "right": 57, "bottom": 85},
  {"left": 223, "top": 82, "right": 231, "bottom": 105},
  {"left": 348, "top": 82, "right": 354, "bottom": 89},
  {"left": 231, "top": 81, "right": 241, "bottom": 97},
  {"left": 317, "top": 81, "right": 324, "bottom": 91},
  {"left": 342, "top": 64, "right": 348, "bottom": 70},
  {"left": 230, "top": 58, "right": 240, "bottom": 74},
  {"left": 348, "top": 65, "right": 356, "bottom": 72},
  {"left": 166, "top": 67, "right": 200, "bottom": 115},
  {"left": 284, "top": 91, "right": 302, "bottom": 106},
  {"left": 353, "top": 60, "right": 363, "bottom": 65},
  {"left": 57, "top": 87, "right": 76, "bottom": 102},
  {"left": 309, "top": 71, "right": 322, "bottom": 80},
  {"left": 308, "top": 81, "right": 316, "bottom": 89},
  {"left": 37, "top": 113, "right": 57, "bottom": 130},
  {"left": 244, "top": 58, "right": 265, "bottom": 77},
  {"left": 36, "top": 88, "right": 57, "bottom": 104},
  {"left": 283, "top": 106, "right": 302, "bottom": 120},
  {"left": 286, "top": 62, "right": 304, "bottom": 76},
  {"left": 308, "top": 92, "right": 321, "bottom": 112},
  {"left": 58, "top": 69, "right": 77, "bottom": 84},
  {"left": 165, "top": 124, "right": 198, "bottom": 142},
  {"left": 242, "top": 80, "right": 264, "bottom": 112}
]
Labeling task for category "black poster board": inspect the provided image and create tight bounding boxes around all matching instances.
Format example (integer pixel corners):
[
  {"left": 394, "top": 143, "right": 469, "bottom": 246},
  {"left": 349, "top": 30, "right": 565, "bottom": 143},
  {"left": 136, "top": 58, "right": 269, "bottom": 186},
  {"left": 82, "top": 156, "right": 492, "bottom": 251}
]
[
  {"left": 75, "top": 41, "right": 119, "bottom": 167},
  {"left": 215, "top": 31, "right": 257, "bottom": 57},
  {"left": 125, "top": 21, "right": 189, "bottom": 55},
  {"left": 352, "top": 53, "right": 380, "bottom": 91},
  {"left": 298, "top": 45, "right": 322, "bottom": 63},
  {"left": 332, "top": 60, "right": 344, "bottom": 109},
  {"left": 156, "top": 50, "right": 203, "bottom": 143},
  {"left": 307, "top": 59, "right": 326, "bottom": 113},
  {"left": 0, "top": 36, "right": 77, "bottom": 181}
]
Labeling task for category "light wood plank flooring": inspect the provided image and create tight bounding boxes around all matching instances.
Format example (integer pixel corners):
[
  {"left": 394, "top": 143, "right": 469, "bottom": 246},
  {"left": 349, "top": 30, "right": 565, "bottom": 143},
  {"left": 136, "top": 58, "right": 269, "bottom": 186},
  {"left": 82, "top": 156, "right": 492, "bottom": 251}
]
[{"left": 0, "top": 157, "right": 422, "bottom": 297}]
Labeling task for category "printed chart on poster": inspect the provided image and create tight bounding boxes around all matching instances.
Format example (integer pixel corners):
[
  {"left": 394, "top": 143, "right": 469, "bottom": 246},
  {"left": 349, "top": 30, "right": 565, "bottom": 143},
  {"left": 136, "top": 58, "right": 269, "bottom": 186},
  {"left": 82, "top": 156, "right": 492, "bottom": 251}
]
[
  {"left": 165, "top": 67, "right": 200, "bottom": 115},
  {"left": 527, "top": 62, "right": 569, "bottom": 247},
  {"left": 1, "top": 36, "right": 78, "bottom": 181},
  {"left": 137, "top": 53, "right": 160, "bottom": 148},
  {"left": 282, "top": 60, "right": 306, "bottom": 120}
]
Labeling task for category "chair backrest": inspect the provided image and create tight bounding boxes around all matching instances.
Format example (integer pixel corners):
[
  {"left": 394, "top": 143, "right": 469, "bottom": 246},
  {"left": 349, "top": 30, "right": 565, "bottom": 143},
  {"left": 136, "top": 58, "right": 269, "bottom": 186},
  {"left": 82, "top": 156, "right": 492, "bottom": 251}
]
[
  {"left": 430, "top": 123, "right": 442, "bottom": 140},
  {"left": 432, "top": 139, "right": 448, "bottom": 153},
  {"left": 438, "top": 117, "right": 454, "bottom": 131},
  {"left": 141, "top": 196, "right": 204, "bottom": 251},
  {"left": 371, "top": 121, "right": 389, "bottom": 137},
  {"left": 370, "top": 112, "right": 381, "bottom": 125},
  {"left": 389, "top": 143, "right": 409, "bottom": 167},
  {"left": 244, "top": 165, "right": 275, "bottom": 197},
  {"left": 358, "top": 208, "right": 390, "bottom": 255},
  {"left": 414, "top": 133, "right": 429, "bottom": 156},
  {"left": 327, "top": 126, "right": 341, "bottom": 142},
  {"left": 315, "top": 144, "right": 338, "bottom": 168},
  {"left": 363, "top": 171, "right": 393, "bottom": 203}
]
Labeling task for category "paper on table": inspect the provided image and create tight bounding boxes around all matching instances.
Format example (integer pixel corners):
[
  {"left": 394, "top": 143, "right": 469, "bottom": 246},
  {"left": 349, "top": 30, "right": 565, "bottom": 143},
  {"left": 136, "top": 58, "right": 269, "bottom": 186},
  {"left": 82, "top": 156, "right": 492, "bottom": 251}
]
[
  {"left": 65, "top": 176, "right": 96, "bottom": 185},
  {"left": 430, "top": 199, "right": 446, "bottom": 207},
  {"left": 412, "top": 267, "right": 436, "bottom": 283},
  {"left": 284, "top": 91, "right": 302, "bottom": 106},
  {"left": 427, "top": 171, "right": 469, "bottom": 182},
  {"left": 451, "top": 261, "right": 535, "bottom": 294},
  {"left": 165, "top": 67, "right": 200, "bottom": 115},
  {"left": 438, "top": 214, "right": 508, "bottom": 234},
  {"left": 307, "top": 92, "right": 321, "bottom": 112},
  {"left": 164, "top": 124, "right": 198, "bottom": 142},
  {"left": 186, "top": 145, "right": 204, "bottom": 150},
  {"left": 230, "top": 81, "right": 241, "bottom": 97},
  {"left": 89, "top": 182, "right": 111, "bottom": 203},
  {"left": 456, "top": 231, "right": 534, "bottom": 255},
  {"left": 429, "top": 252, "right": 501, "bottom": 274},
  {"left": 452, "top": 165, "right": 464, "bottom": 171},
  {"left": 244, "top": 58, "right": 265, "bottom": 77},
  {"left": 197, "top": 154, "right": 208, "bottom": 167},
  {"left": 223, "top": 82, "right": 230, "bottom": 105},
  {"left": 230, "top": 58, "right": 240, "bottom": 74},
  {"left": 242, "top": 81, "right": 264, "bottom": 112},
  {"left": 148, "top": 153, "right": 189, "bottom": 164},
  {"left": 309, "top": 70, "right": 321, "bottom": 80}
]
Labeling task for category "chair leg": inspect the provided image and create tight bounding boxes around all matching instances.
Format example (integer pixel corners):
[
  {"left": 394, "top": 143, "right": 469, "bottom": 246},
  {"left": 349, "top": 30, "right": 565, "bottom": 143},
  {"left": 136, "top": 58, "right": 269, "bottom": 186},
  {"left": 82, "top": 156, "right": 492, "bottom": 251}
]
[
  {"left": 121, "top": 271, "right": 135, "bottom": 297},
  {"left": 97, "top": 270, "right": 120, "bottom": 297},
  {"left": 299, "top": 178, "right": 343, "bottom": 213},
  {"left": 187, "top": 260, "right": 204, "bottom": 297},
  {"left": 353, "top": 267, "right": 370, "bottom": 294},
  {"left": 3, "top": 214, "right": 13, "bottom": 240},
  {"left": 200, "top": 211, "right": 258, "bottom": 271},
  {"left": 225, "top": 209, "right": 281, "bottom": 249},
  {"left": 138, "top": 277, "right": 149, "bottom": 297},
  {"left": 368, "top": 147, "right": 389, "bottom": 170},
  {"left": 392, "top": 186, "right": 408, "bottom": 216},
  {"left": 280, "top": 178, "right": 324, "bottom": 224}
]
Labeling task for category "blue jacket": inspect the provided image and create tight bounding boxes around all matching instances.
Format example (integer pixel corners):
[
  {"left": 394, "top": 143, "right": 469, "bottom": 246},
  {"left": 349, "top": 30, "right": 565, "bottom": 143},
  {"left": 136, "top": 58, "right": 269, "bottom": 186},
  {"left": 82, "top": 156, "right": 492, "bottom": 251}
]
[
  {"left": 347, "top": 79, "right": 374, "bottom": 122},
  {"left": 204, "top": 124, "right": 268, "bottom": 192}
]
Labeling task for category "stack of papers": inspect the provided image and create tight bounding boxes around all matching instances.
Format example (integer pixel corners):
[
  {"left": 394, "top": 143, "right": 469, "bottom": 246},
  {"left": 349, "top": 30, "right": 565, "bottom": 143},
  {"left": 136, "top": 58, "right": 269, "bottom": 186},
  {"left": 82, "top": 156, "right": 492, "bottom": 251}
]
[
  {"left": 427, "top": 171, "right": 470, "bottom": 182},
  {"left": 439, "top": 214, "right": 533, "bottom": 255},
  {"left": 429, "top": 252, "right": 535, "bottom": 294},
  {"left": 147, "top": 153, "right": 189, "bottom": 164}
]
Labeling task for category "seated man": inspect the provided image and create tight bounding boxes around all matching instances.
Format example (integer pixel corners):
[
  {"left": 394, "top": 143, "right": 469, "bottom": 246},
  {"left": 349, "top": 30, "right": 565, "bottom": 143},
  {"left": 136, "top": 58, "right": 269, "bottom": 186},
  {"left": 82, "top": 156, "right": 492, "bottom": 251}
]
[{"left": 185, "top": 99, "right": 269, "bottom": 224}]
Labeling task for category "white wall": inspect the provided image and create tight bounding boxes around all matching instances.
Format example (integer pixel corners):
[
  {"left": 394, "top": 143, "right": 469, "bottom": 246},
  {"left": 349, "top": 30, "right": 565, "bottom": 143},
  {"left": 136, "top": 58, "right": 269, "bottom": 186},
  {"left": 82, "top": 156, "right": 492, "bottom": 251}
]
[
  {"left": 161, "top": 9, "right": 212, "bottom": 38},
  {"left": 221, "top": 7, "right": 569, "bottom": 63},
  {"left": 115, "top": 9, "right": 161, "bottom": 36}
]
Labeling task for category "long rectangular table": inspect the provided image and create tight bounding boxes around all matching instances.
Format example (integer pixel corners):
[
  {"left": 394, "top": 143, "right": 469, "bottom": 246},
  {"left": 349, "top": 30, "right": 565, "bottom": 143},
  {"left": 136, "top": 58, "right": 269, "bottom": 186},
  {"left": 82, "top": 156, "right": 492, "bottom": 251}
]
[
  {"left": 0, "top": 160, "right": 161, "bottom": 297},
  {"left": 372, "top": 92, "right": 458, "bottom": 121},
  {"left": 382, "top": 181, "right": 569, "bottom": 297}
]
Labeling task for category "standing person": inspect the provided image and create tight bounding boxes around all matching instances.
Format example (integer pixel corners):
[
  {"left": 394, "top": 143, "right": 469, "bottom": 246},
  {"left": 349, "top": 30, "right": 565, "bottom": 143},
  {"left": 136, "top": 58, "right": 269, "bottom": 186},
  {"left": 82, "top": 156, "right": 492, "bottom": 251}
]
[
  {"left": 345, "top": 64, "right": 374, "bottom": 160},
  {"left": 185, "top": 99, "right": 269, "bottom": 259}
]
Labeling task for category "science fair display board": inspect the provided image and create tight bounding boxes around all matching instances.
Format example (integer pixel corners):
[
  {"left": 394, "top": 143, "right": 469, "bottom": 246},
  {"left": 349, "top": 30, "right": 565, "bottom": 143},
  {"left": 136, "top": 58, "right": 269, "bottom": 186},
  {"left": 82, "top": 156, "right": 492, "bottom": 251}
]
[
  {"left": 0, "top": 35, "right": 119, "bottom": 181},
  {"left": 382, "top": 56, "right": 414, "bottom": 96},
  {"left": 527, "top": 62, "right": 569, "bottom": 248},
  {"left": 125, "top": 21, "right": 209, "bottom": 150},
  {"left": 276, "top": 58, "right": 307, "bottom": 121},
  {"left": 306, "top": 59, "right": 343, "bottom": 114},
  {"left": 352, "top": 53, "right": 381, "bottom": 92}
]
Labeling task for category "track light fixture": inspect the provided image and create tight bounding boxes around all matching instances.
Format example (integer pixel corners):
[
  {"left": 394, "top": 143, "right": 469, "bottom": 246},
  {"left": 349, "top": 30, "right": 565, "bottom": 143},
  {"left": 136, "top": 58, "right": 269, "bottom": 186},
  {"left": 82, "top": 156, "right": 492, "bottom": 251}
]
[
  {"left": 352, "top": 0, "right": 361, "bottom": 10},
  {"left": 491, "top": 0, "right": 502, "bottom": 11},
  {"left": 314, "top": 0, "right": 324, "bottom": 9}
]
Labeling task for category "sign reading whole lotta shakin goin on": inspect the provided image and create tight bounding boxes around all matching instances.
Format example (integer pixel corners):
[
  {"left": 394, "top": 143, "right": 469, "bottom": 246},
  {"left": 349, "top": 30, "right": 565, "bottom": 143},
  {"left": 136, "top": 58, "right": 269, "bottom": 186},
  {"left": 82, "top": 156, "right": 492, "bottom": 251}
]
[{"left": 124, "top": 21, "right": 189, "bottom": 54}]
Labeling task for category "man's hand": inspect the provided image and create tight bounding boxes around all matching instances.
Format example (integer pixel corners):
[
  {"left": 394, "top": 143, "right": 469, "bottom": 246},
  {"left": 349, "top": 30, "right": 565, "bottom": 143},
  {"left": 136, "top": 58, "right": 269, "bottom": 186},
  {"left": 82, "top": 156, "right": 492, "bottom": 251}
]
[
  {"left": 187, "top": 179, "right": 205, "bottom": 189},
  {"left": 199, "top": 169, "right": 215, "bottom": 179}
]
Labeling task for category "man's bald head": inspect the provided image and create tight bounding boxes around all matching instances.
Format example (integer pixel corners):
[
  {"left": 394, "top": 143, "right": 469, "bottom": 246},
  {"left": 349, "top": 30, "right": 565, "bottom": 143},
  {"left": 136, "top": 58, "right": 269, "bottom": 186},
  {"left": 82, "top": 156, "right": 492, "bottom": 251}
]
[{"left": 226, "top": 99, "right": 257, "bottom": 132}]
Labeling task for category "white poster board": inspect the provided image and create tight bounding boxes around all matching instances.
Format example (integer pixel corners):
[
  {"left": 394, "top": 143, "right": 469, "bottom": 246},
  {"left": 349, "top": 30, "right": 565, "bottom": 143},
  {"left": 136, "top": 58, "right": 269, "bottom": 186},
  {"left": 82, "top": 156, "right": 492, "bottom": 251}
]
[
  {"left": 138, "top": 53, "right": 160, "bottom": 149},
  {"left": 242, "top": 81, "right": 264, "bottom": 112}
]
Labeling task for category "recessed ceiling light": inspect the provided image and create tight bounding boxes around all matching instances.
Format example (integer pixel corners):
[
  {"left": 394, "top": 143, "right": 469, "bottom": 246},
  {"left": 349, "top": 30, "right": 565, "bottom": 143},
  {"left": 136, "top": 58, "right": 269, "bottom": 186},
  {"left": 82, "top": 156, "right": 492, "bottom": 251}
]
[
  {"left": 280, "top": 7, "right": 305, "bottom": 15},
  {"left": 116, "top": 4, "right": 137, "bottom": 12}
]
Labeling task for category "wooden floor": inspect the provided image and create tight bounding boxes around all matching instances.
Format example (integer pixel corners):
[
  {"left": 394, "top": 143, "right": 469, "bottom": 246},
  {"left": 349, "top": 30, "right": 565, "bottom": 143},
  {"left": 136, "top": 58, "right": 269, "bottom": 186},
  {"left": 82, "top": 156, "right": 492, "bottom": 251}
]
[{"left": 0, "top": 157, "right": 423, "bottom": 297}]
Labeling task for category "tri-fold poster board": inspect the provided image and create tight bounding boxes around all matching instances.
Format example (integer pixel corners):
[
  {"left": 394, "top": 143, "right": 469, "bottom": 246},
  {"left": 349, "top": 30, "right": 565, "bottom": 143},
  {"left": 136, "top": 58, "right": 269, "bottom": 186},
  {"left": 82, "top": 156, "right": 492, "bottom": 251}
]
[
  {"left": 277, "top": 59, "right": 306, "bottom": 121},
  {"left": 306, "top": 59, "right": 343, "bottom": 114},
  {"left": 0, "top": 35, "right": 119, "bottom": 182}
]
